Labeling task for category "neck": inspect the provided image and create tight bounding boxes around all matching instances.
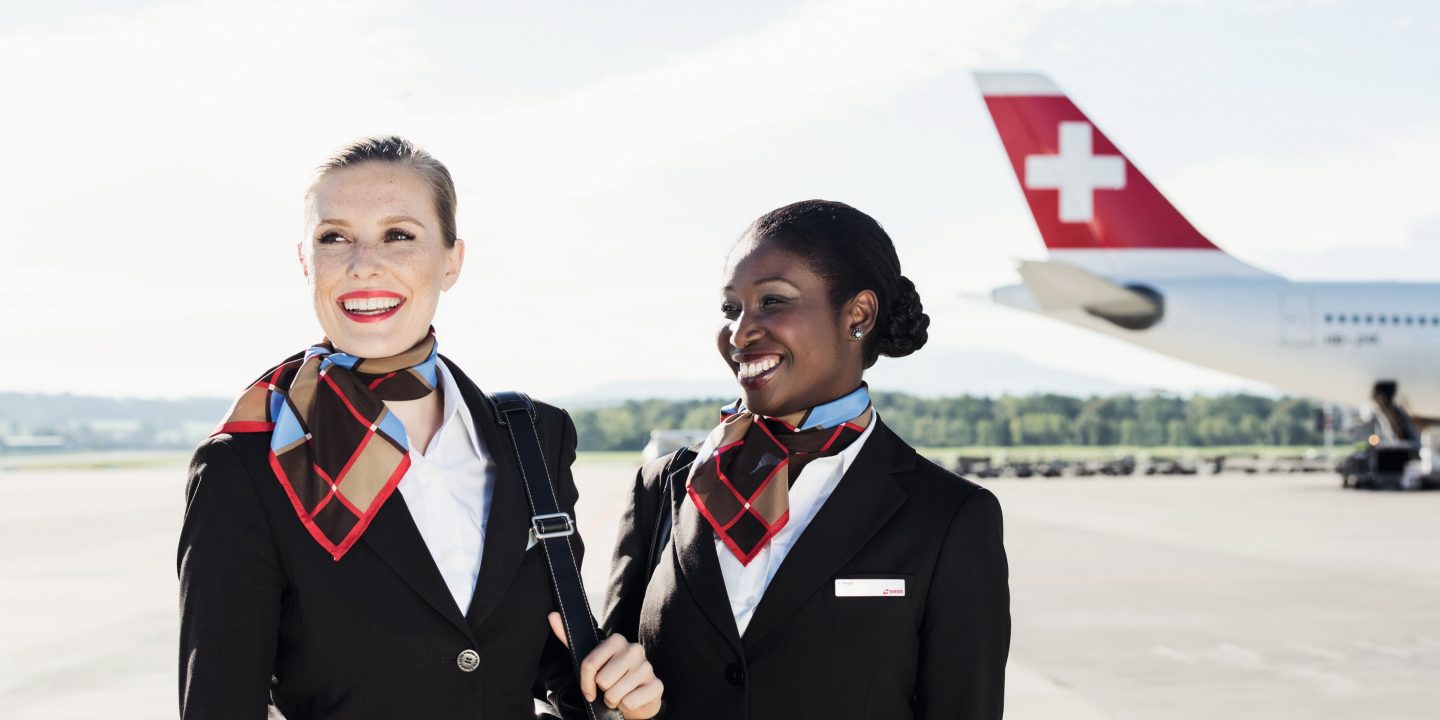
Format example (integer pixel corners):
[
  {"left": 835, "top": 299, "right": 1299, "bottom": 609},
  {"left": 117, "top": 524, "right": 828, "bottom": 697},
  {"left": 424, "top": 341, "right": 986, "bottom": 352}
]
[{"left": 385, "top": 388, "right": 445, "bottom": 454}]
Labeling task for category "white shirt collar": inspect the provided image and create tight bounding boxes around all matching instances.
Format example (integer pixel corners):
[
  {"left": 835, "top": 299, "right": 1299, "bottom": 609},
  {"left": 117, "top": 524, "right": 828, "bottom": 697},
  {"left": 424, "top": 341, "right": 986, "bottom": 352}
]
[
  {"left": 433, "top": 358, "right": 483, "bottom": 456},
  {"left": 832, "top": 410, "right": 878, "bottom": 475}
]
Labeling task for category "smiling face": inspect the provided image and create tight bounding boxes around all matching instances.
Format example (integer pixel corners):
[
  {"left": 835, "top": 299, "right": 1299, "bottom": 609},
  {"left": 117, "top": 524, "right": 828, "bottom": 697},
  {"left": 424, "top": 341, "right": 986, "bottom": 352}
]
[
  {"left": 300, "top": 162, "right": 463, "bottom": 358},
  {"left": 717, "top": 236, "right": 875, "bottom": 417}
]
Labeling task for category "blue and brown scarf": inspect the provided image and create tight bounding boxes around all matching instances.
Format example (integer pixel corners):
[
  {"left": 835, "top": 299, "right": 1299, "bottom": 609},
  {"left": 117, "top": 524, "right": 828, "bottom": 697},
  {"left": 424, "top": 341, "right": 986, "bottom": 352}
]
[
  {"left": 687, "top": 385, "right": 873, "bottom": 566},
  {"left": 215, "top": 331, "right": 439, "bottom": 560}
]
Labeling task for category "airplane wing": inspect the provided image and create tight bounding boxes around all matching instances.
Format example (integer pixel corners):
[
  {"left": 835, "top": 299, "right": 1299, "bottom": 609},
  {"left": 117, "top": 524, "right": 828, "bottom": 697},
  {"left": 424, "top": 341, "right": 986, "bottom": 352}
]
[{"left": 1015, "top": 260, "right": 1160, "bottom": 319}]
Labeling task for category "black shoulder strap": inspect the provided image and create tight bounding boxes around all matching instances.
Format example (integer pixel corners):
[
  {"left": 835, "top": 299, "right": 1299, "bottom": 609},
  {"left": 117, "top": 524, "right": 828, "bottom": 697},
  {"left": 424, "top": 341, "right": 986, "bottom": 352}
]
[{"left": 488, "top": 391, "right": 621, "bottom": 720}]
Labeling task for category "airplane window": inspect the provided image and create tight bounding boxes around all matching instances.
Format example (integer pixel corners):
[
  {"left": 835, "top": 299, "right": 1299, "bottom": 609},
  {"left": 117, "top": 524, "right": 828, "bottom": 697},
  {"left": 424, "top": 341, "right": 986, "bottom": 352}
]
[
  {"left": 1324, "top": 313, "right": 1333, "bottom": 323},
  {"left": 1365, "top": 315, "right": 1374, "bottom": 324},
  {"left": 1379, "top": 316, "right": 1387, "bottom": 325},
  {"left": 1393, "top": 315, "right": 1401, "bottom": 324},
  {"left": 1406, "top": 316, "right": 1414, "bottom": 325},
  {"left": 1337, "top": 315, "right": 1346, "bottom": 324},
  {"left": 1352, "top": 314, "right": 1361, "bottom": 323},
  {"left": 1421, "top": 317, "right": 1428, "bottom": 326}
]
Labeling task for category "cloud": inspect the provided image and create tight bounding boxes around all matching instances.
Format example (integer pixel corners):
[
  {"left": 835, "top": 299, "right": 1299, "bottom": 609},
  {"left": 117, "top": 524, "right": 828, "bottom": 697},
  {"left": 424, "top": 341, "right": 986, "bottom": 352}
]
[
  {"left": 443, "top": 0, "right": 1032, "bottom": 206},
  {"left": 1161, "top": 130, "right": 1440, "bottom": 278},
  {"left": 0, "top": 0, "right": 423, "bottom": 199},
  {"left": 0, "top": 0, "right": 1368, "bottom": 400},
  {"left": 1, "top": 0, "right": 1060, "bottom": 397}
]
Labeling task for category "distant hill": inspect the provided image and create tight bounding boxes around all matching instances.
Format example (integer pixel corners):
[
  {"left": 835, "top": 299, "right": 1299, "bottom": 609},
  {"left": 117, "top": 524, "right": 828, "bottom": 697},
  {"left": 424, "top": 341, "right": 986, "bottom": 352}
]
[
  {"left": 0, "top": 392, "right": 230, "bottom": 452},
  {"left": 867, "top": 347, "right": 1148, "bottom": 398},
  {"left": 0, "top": 347, "right": 1242, "bottom": 452},
  {"left": 558, "top": 347, "right": 1151, "bottom": 407},
  {"left": 558, "top": 380, "right": 736, "bottom": 408}
]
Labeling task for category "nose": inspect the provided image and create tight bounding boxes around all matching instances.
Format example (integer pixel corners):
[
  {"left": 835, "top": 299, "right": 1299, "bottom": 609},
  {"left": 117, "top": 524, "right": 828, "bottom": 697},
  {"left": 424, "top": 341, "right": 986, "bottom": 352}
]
[
  {"left": 728, "top": 310, "right": 764, "bottom": 350},
  {"left": 347, "top": 241, "right": 383, "bottom": 279}
]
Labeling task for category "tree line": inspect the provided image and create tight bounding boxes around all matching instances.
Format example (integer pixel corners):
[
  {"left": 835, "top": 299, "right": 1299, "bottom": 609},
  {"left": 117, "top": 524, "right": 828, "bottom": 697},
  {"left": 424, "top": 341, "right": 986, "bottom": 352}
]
[{"left": 569, "top": 392, "right": 1326, "bottom": 451}]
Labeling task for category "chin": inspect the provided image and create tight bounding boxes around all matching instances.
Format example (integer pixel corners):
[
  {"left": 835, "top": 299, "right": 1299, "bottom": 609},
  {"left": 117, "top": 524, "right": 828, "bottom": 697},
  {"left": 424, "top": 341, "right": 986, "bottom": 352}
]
[
  {"left": 324, "top": 319, "right": 429, "bottom": 357},
  {"left": 738, "top": 389, "right": 787, "bottom": 417},
  {"left": 326, "top": 332, "right": 401, "bottom": 359}
]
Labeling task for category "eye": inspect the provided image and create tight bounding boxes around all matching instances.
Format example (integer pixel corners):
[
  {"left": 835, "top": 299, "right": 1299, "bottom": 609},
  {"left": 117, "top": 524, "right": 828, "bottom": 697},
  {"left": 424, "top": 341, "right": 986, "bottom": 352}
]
[
  {"left": 317, "top": 231, "right": 346, "bottom": 244},
  {"left": 385, "top": 229, "right": 415, "bottom": 242},
  {"left": 761, "top": 295, "right": 789, "bottom": 308},
  {"left": 720, "top": 301, "right": 739, "bottom": 319}
]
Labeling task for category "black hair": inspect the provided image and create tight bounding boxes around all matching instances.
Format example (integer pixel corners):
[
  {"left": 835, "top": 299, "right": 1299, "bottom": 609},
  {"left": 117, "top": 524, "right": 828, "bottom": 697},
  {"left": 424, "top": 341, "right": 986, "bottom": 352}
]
[{"left": 742, "top": 199, "right": 929, "bottom": 367}]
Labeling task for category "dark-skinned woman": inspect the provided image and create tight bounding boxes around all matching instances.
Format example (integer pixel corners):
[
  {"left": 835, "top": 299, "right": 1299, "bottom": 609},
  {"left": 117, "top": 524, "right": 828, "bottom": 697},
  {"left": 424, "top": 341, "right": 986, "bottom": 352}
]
[{"left": 603, "top": 199, "right": 1010, "bottom": 719}]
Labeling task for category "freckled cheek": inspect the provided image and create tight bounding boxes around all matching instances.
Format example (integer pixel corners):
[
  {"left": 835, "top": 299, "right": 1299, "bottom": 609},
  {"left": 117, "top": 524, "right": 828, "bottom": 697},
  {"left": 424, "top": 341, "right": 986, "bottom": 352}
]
[{"left": 308, "top": 255, "right": 347, "bottom": 289}]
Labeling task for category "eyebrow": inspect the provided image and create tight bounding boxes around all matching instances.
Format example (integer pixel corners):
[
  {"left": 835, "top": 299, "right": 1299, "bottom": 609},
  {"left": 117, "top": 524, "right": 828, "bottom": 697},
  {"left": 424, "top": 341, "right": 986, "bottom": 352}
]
[
  {"left": 315, "top": 215, "right": 427, "bottom": 228},
  {"left": 724, "top": 276, "right": 803, "bottom": 291},
  {"left": 380, "top": 215, "right": 427, "bottom": 228}
]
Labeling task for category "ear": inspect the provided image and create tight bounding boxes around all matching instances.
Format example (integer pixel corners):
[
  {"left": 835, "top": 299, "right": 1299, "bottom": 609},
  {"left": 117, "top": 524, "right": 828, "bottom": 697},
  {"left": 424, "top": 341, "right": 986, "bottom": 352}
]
[
  {"left": 441, "top": 238, "right": 465, "bottom": 291},
  {"left": 845, "top": 289, "right": 879, "bottom": 337},
  {"left": 296, "top": 242, "right": 309, "bottom": 279}
]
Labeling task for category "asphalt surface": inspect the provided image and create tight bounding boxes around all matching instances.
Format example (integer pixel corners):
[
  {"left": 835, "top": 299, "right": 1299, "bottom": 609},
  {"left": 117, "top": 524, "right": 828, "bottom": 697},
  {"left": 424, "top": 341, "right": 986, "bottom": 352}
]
[{"left": 2, "top": 457, "right": 1436, "bottom": 719}]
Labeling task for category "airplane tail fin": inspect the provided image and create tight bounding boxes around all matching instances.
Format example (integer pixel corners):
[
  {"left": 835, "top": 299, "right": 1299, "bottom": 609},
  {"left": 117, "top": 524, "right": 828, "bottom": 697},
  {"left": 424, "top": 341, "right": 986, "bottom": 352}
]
[{"left": 976, "top": 72, "right": 1274, "bottom": 279}]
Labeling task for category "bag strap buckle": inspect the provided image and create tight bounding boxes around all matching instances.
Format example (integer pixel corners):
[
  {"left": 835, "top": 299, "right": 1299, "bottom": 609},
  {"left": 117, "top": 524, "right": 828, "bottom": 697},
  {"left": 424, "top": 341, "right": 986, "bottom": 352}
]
[{"left": 531, "top": 511, "right": 575, "bottom": 540}]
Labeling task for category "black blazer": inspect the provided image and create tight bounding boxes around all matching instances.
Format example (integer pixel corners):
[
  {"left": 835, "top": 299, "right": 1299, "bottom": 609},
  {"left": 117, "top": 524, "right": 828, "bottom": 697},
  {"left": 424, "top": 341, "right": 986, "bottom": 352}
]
[
  {"left": 603, "top": 418, "right": 1009, "bottom": 720},
  {"left": 178, "top": 359, "right": 586, "bottom": 719}
]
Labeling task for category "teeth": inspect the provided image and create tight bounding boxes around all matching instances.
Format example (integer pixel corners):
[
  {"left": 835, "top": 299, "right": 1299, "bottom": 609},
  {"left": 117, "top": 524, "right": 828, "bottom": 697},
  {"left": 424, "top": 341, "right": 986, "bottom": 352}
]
[
  {"left": 737, "top": 356, "right": 780, "bottom": 379},
  {"left": 343, "top": 296, "right": 402, "bottom": 312}
]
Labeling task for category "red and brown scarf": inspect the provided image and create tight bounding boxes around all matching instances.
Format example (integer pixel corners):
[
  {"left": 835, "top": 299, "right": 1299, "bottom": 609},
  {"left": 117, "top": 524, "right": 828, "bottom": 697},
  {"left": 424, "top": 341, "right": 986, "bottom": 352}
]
[
  {"left": 214, "top": 331, "right": 440, "bottom": 560},
  {"left": 687, "top": 385, "right": 873, "bottom": 566}
]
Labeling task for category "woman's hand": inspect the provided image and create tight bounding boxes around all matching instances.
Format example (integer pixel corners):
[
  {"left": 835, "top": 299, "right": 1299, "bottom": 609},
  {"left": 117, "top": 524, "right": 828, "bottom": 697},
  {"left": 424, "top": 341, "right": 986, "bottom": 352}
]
[{"left": 548, "top": 612, "right": 664, "bottom": 719}]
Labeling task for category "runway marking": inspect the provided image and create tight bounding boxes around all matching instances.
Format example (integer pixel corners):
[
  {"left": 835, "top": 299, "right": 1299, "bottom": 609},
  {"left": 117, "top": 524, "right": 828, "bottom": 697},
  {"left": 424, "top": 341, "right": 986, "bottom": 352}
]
[
  {"left": 1275, "top": 665, "right": 1361, "bottom": 697},
  {"left": 1287, "top": 642, "right": 1346, "bottom": 662},
  {"left": 1354, "top": 640, "right": 1412, "bottom": 659},
  {"left": 1208, "top": 643, "right": 1265, "bottom": 670},
  {"left": 1198, "top": 642, "right": 1360, "bottom": 696},
  {"left": 1005, "top": 662, "right": 1112, "bottom": 720},
  {"left": 1151, "top": 644, "right": 1195, "bottom": 664}
]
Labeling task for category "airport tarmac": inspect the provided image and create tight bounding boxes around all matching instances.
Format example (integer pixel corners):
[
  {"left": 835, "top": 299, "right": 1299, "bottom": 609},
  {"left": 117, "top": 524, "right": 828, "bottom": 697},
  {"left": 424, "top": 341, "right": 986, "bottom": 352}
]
[{"left": 1, "top": 456, "right": 1437, "bottom": 719}]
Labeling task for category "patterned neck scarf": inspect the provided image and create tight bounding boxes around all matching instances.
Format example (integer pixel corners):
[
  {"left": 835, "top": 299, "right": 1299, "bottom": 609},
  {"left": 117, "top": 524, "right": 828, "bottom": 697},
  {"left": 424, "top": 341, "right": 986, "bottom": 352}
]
[
  {"left": 687, "top": 385, "right": 873, "bottom": 566},
  {"left": 215, "top": 330, "right": 440, "bottom": 560}
]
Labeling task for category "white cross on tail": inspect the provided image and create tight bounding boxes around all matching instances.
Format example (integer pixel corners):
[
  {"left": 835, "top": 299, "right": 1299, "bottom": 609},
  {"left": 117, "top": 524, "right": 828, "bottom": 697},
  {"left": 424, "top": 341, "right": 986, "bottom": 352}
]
[{"left": 1024, "top": 121, "right": 1126, "bottom": 222}]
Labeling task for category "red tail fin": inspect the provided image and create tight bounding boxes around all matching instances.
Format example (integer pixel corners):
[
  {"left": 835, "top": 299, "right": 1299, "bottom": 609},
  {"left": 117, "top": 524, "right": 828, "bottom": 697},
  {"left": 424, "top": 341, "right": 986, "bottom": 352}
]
[{"left": 976, "top": 72, "right": 1217, "bottom": 251}]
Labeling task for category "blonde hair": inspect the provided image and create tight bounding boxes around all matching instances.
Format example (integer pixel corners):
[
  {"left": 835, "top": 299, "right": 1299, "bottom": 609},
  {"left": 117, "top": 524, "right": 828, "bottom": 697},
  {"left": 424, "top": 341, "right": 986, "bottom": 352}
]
[{"left": 309, "top": 135, "right": 459, "bottom": 248}]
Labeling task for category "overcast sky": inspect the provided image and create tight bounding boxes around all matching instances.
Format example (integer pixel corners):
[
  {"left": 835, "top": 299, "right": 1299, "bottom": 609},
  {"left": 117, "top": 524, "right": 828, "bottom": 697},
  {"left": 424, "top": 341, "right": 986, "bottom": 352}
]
[{"left": 2, "top": 0, "right": 1436, "bottom": 400}]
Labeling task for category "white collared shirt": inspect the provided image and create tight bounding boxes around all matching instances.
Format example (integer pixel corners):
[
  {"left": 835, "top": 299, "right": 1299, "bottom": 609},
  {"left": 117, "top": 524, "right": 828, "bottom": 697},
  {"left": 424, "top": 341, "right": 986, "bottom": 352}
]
[
  {"left": 397, "top": 359, "right": 495, "bottom": 616},
  {"left": 713, "top": 415, "right": 878, "bottom": 635}
]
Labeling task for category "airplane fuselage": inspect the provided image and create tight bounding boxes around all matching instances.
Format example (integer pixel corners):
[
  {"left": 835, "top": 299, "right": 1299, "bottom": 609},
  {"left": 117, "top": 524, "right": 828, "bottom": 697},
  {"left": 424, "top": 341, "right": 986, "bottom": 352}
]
[{"left": 1002, "top": 278, "right": 1440, "bottom": 418}]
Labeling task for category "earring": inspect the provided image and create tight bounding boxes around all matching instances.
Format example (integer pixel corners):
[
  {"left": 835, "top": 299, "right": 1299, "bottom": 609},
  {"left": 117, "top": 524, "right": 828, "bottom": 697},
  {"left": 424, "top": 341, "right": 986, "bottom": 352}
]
[{"left": 850, "top": 328, "right": 864, "bottom": 339}]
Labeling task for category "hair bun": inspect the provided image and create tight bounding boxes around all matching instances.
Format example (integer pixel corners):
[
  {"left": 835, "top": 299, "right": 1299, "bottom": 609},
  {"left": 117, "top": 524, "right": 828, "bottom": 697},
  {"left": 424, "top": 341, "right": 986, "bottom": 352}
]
[{"left": 877, "top": 275, "right": 929, "bottom": 358}]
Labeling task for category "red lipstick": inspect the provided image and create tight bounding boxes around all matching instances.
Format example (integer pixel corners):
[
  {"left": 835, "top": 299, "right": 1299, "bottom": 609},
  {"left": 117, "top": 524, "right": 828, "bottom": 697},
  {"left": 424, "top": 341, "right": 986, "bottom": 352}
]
[{"left": 337, "top": 290, "right": 405, "bottom": 323}]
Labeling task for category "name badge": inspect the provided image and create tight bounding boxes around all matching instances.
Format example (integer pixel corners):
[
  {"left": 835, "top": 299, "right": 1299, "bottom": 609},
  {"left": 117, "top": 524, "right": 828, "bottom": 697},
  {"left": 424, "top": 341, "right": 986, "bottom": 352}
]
[{"left": 835, "top": 578, "right": 906, "bottom": 597}]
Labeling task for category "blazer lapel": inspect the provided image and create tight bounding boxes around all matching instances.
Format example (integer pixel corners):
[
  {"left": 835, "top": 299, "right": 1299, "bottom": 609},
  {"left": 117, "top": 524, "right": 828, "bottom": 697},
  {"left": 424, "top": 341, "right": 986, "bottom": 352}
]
[
  {"left": 466, "top": 397, "right": 532, "bottom": 627},
  {"left": 740, "top": 420, "right": 911, "bottom": 650},
  {"left": 444, "top": 357, "right": 533, "bottom": 628},
  {"left": 361, "top": 491, "right": 476, "bottom": 642},
  {"left": 673, "top": 460, "right": 745, "bottom": 655}
]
